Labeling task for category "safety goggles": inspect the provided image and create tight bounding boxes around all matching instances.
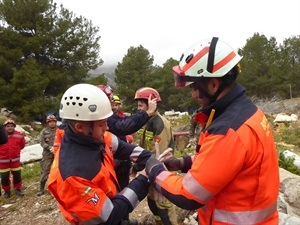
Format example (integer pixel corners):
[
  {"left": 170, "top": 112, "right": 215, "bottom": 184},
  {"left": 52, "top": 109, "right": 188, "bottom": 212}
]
[
  {"left": 104, "top": 86, "right": 113, "bottom": 98},
  {"left": 173, "top": 65, "right": 187, "bottom": 87},
  {"left": 173, "top": 65, "right": 199, "bottom": 87}
]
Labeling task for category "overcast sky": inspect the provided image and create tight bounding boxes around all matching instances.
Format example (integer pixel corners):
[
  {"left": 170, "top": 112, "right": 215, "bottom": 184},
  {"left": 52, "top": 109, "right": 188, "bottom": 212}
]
[{"left": 55, "top": 0, "right": 300, "bottom": 66}]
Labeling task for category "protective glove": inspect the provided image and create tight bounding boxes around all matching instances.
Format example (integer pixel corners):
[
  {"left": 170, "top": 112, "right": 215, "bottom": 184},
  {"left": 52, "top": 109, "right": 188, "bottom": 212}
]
[
  {"left": 145, "top": 154, "right": 164, "bottom": 176},
  {"left": 163, "top": 157, "right": 183, "bottom": 171},
  {"left": 157, "top": 148, "right": 173, "bottom": 161},
  {"left": 186, "top": 137, "right": 197, "bottom": 148},
  {"left": 126, "top": 134, "right": 134, "bottom": 143},
  {"left": 146, "top": 95, "right": 157, "bottom": 116},
  {"left": 153, "top": 188, "right": 168, "bottom": 203}
]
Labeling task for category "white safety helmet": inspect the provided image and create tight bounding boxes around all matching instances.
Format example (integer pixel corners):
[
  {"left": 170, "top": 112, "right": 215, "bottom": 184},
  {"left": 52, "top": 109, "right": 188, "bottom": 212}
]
[
  {"left": 59, "top": 83, "right": 113, "bottom": 121},
  {"left": 173, "top": 37, "right": 243, "bottom": 87}
]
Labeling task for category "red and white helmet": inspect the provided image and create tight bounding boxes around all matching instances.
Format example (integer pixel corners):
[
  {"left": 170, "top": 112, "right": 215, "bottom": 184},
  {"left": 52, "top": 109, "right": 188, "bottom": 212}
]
[
  {"left": 60, "top": 84, "right": 113, "bottom": 121},
  {"left": 46, "top": 115, "right": 57, "bottom": 123},
  {"left": 96, "top": 85, "right": 114, "bottom": 99},
  {"left": 134, "top": 87, "right": 162, "bottom": 102},
  {"left": 3, "top": 118, "right": 16, "bottom": 127},
  {"left": 173, "top": 37, "right": 243, "bottom": 87}
]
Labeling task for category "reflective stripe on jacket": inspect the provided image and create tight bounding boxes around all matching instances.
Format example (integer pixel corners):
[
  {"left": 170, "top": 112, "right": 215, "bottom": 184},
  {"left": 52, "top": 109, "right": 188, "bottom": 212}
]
[
  {"left": 48, "top": 130, "right": 118, "bottom": 224},
  {"left": 149, "top": 84, "right": 280, "bottom": 225},
  {"left": 138, "top": 112, "right": 174, "bottom": 154},
  {"left": 48, "top": 127, "right": 152, "bottom": 225}
]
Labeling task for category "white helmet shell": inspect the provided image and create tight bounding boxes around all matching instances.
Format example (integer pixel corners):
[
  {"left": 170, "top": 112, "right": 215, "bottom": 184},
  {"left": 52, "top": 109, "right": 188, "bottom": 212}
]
[
  {"left": 60, "top": 83, "right": 113, "bottom": 121},
  {"left": 178, "top": 37, "right": 242, "bottom": 86}
]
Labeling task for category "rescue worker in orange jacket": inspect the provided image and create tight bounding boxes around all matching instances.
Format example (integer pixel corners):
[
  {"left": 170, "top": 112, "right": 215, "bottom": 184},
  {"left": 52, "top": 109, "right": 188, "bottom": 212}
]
[
  {"left": 48, "top": 84, "right": 153, "bottom": 225},
  {"left": 145, "top": 37, "right": 280, "bottom": 225},
  {"left": 97, "top": 86, "right": 157, "bottom": 225}
]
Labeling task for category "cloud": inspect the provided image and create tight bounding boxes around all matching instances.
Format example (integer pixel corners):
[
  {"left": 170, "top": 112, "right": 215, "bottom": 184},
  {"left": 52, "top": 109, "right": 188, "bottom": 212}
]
[{"left": 56, "top": 0, "right": 300, "bottom": 66}]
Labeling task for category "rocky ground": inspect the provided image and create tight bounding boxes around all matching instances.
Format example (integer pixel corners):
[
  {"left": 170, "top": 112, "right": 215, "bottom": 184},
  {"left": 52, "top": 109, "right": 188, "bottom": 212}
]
[{"left": 0, "top": 187, "right": 151, "bottom": 225}]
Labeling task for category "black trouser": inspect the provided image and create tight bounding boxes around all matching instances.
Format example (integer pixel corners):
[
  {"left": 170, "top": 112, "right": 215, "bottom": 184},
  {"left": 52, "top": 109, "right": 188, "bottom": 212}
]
[{"left": 1, "top": 170, "right": 22, "bottom": 191}]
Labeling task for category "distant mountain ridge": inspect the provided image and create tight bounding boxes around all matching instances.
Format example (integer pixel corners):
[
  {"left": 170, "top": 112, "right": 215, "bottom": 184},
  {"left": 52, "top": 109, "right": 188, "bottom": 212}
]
[{"left": 89, "top": 64, "right": 117, "bottom": 86}]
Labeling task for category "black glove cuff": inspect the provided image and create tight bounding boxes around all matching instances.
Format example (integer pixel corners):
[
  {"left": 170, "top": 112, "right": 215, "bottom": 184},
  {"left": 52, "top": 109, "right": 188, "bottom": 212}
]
[
  {"left": 127, "top": 174, "right": 150, "bottom": 201},
  {"left": 182, "top": 156, "right": 192, "bottom": 173},
  {"left": 148, "top": 164, "right": 165, "bottom": 184},
  {"left": 132, "top": 163, "right": 144, "bottom": 172}
]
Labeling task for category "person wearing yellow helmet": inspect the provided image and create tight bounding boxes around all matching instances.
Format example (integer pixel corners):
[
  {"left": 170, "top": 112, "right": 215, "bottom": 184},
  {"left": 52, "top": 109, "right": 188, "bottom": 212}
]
[
  {"left": 112, "top": 95, "right": 121, "bottom": 105},
  {"left": 111, "top": 95, "right": 123, "bottom": 116}
]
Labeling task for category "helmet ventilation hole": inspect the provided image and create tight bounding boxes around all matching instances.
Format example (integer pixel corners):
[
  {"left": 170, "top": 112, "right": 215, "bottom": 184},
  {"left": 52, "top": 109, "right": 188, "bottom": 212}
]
[{"left": 186, "top": 54, "right": 194, "bottom": 63}]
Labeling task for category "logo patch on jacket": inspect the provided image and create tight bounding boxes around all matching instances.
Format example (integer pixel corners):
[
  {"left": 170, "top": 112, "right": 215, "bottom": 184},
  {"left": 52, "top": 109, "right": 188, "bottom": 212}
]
[{"left": 87, "top": 192, "right": 100, "bottom": 206}]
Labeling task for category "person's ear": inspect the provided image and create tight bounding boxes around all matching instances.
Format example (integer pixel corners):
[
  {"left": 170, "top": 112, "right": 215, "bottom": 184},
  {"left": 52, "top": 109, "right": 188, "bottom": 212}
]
[
  {"left": 209, "top": 78, "right": 220, "bottom": 94},
  {"left": 74, "top": 122, "right": 85, "bottom": 133}
]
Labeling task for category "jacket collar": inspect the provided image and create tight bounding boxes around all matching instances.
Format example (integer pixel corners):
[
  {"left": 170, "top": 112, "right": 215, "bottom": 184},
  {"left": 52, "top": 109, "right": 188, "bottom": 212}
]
[
  {"left": 65, "top": 126, "right": 104, "bottom": 149},
  {"left": 195, "top": 83, "right": 245, "bottom": 127}
]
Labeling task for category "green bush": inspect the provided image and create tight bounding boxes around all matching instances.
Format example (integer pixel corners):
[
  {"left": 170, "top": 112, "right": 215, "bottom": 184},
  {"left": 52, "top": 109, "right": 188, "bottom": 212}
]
[{"left": 278, "top": 151, "right": 300, "bottom": 175}]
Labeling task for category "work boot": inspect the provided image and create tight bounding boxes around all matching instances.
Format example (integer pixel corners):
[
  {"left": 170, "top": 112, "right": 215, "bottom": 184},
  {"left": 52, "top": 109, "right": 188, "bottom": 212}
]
[
  {"left": 15, "top": 189, "right": 24, "bottom": 196},
  {"left": 3, "top": 191, "right": 11, "bottom": 198},
  {"left": 36, "top": 190, "right": 45, "bottom": 196},
  {"left": 36, "top": 180, "right": 46, "bottom": 196}
]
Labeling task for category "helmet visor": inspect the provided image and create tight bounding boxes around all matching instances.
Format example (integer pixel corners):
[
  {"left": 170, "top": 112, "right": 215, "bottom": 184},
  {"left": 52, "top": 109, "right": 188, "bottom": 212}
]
[
  {"left": 173, "top": 65, "right": 187, "bottom": 87},
  {"left": 104, "top": 86, "right": 113, "bottom": 98}
]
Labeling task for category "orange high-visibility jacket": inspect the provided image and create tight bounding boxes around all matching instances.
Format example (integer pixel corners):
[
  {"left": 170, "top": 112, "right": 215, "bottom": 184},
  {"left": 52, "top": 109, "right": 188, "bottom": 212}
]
[
  {"left": 48, "top": 131, "right": 118, "bottom": 223},
  {"left": 150, "top": 84, "right": 280, "bottom": 225},
  {"left": 48, "top": 129, "right": 151, "bottom": 225},
  {"left": 53, "top": 128, "right": 64, "bottom": 155}
]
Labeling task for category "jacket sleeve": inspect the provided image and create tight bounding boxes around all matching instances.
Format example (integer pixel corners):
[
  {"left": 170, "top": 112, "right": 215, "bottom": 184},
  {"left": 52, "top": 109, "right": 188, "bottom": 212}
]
[
  {"left": 20, "top": 133, "right": 25, "bottom": 149},
  {"left": 54, "top": 174, "right": 149, "bottom": 225},
  {"left": 107, "top": 111, "right": 149, "bottom": 136},
  {"left": 0, "top": 125, "right": 8, "bottom": 144},
  {"left": 53, "top": 129, "right": 64, "bottom": 154},
  {"left": 111, "top": 134, "right": 152, "bottom": 167},
  {"left": 40, "top": 129, "right": 49, "bottom": 149},
  {"left": 148, "top": 131, "right": 247, "bottom": 210}
]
